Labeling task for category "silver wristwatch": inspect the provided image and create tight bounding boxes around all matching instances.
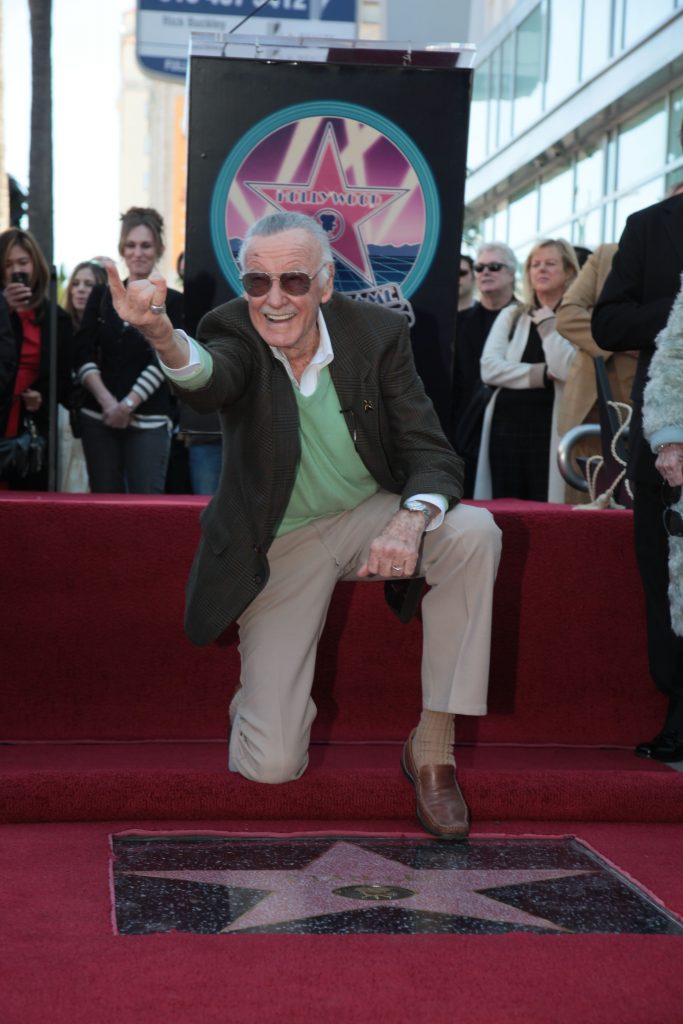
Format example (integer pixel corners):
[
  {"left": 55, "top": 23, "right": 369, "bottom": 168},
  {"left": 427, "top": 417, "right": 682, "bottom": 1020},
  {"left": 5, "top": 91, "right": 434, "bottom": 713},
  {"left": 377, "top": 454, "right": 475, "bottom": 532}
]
[
  {"left": 123, "top": 396, "right": 136, "bottom": 411},
  {"left": 402, "top": 499, "right": 434, "bottom": 527}
]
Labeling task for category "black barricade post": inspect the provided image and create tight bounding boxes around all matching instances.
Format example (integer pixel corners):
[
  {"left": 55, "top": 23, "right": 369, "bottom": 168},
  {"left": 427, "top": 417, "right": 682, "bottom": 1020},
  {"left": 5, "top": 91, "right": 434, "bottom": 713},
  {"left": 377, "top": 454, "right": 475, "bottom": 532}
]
[
  {"left": 183, "top": 36, "right": 474, "bottom": 432},
  {"left": 48, "top": 265, "right": 58, "bottom": 491}
]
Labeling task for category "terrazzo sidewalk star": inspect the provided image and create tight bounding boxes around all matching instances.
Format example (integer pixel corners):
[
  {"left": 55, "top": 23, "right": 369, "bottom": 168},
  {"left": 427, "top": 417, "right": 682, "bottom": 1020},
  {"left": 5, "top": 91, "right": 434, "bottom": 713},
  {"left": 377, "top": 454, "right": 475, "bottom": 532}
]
[{"left": 111, "top": 835, "right": 683, "bottom": 936}]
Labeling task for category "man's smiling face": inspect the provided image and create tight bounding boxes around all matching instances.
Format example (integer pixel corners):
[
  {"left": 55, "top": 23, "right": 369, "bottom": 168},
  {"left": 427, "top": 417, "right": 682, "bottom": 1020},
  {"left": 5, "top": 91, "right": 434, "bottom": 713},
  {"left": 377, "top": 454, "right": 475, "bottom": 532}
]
[{"left": 243, "top": 228, "right": 334, "bottom": 361}]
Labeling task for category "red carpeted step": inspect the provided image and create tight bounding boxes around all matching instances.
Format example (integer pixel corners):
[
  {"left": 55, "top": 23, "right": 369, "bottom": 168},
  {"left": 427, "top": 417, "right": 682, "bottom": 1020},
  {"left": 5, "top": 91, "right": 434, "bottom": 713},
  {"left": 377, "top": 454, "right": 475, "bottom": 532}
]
[
  {"left": 0, "top": 496, "right": 663, "bottom": 746},
  {"left": 2, "top": 742, "right": 681, "bottom": 825}
]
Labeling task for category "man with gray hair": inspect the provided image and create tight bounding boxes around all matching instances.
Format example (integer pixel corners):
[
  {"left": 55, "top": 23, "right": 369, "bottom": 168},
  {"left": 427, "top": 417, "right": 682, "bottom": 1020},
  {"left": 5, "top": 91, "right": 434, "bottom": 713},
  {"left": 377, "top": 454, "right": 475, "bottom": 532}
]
[
  {"left": 100, "top": 211, "right": 502, "bottom": 839},
  {"left": 451, "top": 242, "right": 518, "bottom": 496}
]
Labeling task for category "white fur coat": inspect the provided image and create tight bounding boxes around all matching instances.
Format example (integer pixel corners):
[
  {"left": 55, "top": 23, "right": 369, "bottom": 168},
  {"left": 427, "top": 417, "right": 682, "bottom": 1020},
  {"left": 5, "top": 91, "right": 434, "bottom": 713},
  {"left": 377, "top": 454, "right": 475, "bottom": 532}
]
[{"left": 643, "top": 277, "right": 683, "bottom": 635}]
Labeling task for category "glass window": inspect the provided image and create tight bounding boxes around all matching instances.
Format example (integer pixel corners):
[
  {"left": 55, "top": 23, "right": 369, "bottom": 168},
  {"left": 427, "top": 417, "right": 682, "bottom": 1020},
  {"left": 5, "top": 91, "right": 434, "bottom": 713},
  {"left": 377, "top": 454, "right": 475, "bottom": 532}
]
[
  {"left": 616, "top": 101, "right": 667, "bottom": 191},
  {"left": 580, "top": 0, "right": 612, "bottom": 79},
  {"left": 539, "top": 165, "right": 575, "bottom": 233},
  {"left": 468, "top": 58, "right": 490, "bottom": 169},
  {"left": 623, "top": 0, "right": 675, "bottom": 48},
  {"left": 615, "top": 178, "right": 666, "bottom": 236},
  {"left": 499, "top": 34, "right": 515, "bottom": 147},
  {"left": 665, "top": 168, "right": 683, "bottom": 194},
  {"left": 493, "top": 206, "right": 508, "bottom": 242},
  {"left": 668, "top": 86, "right": 683, "bottom": 163},
  {"left": 545, "top": 0, "right": 581, "bottom": 109},
  {"left": 513, "top": 4, "right": 546, "bottom": 134},
  {"left": 508, "top": 186, "right": 539, "bottom": 249},
  {"left": 481, "top": 212, "right": 495, "bottom": 243},
  {"left": 575, "top": 146, "right": 605, "bottom": 215},
  {"left": 488, "top": 47, "right": 501, "bottom": 155},
  {"left": 573, "top": 208, "right": 603, "bottom": 248}
]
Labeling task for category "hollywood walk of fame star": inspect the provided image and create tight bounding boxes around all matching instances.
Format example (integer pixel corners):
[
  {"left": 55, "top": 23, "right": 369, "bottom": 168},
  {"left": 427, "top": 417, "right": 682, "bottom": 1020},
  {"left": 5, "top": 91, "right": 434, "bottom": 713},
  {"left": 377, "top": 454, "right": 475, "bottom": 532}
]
[
  {"left": 123, "top": 840, "right": 593, "bottom": 934},
  {"left": 245, "top": 122, "right": 408, "bottom": 285}
]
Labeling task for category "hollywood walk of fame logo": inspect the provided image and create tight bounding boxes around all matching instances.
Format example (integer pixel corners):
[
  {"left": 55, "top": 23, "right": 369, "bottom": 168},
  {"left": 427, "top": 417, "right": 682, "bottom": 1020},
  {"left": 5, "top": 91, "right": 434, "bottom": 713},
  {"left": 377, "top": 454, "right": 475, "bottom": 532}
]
[
  {"left": 111, "top": 836, "right": 683, "bottom": 936},
  {"left": 209, "top": 102, "right": 440, "bottom": 323}
]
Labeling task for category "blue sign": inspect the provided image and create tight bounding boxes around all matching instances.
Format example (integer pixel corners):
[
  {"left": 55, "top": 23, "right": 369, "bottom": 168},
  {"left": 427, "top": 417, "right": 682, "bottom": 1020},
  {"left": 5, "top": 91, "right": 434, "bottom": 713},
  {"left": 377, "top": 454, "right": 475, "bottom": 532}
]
[{"left": 136, "top": 0, "right": 357, "bottom": 79}]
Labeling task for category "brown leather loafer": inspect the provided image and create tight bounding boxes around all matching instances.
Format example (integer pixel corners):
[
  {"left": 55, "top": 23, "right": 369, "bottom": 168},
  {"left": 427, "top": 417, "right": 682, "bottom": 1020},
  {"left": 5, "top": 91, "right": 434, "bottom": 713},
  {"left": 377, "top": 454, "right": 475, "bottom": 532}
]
[{"left": 401, "top": 728, "right": 470, "bottom": 840}]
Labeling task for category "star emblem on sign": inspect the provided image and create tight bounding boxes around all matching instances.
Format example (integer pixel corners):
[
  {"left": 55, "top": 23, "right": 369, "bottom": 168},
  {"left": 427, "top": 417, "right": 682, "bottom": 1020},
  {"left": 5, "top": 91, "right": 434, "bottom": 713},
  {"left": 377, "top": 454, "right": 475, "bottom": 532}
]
[
  {"left": 125, "top": 840, "right": 593, "bottom": 933},
  {"left": 245, "top": 123, "right": 408, "bottom": 286}
]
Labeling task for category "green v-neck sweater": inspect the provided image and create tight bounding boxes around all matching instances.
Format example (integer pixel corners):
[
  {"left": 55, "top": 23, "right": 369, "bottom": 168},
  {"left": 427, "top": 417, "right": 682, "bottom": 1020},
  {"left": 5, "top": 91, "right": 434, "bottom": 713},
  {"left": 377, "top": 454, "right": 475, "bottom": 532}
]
[{"left": 276, "top": 366, "right": 379, "bottom": 537}]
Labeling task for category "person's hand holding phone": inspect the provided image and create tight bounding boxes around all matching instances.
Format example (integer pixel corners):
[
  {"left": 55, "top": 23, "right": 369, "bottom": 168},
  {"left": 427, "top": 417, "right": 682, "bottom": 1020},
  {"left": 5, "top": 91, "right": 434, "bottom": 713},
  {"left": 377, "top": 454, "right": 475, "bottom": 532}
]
[{"left": 4, "top": 271, "right": 32, "bottom": 311}]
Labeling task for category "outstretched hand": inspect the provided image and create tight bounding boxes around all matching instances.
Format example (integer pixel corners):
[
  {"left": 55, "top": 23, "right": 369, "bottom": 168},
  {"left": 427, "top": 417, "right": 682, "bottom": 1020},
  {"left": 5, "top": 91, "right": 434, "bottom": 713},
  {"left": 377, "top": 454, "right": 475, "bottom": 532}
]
[
  {"left": 102, "top": 259, "right": 168, "bottom": 329},
  {"left": 99, "top": 259, "right": 189, "bottom": 368}
]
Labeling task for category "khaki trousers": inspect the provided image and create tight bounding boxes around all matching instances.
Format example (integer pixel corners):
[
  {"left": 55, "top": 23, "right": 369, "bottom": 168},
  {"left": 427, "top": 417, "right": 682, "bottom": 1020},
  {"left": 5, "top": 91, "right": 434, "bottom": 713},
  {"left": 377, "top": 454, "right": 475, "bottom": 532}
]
[{"left": 230, "top": 492, "right": 502, "bottom": 782}]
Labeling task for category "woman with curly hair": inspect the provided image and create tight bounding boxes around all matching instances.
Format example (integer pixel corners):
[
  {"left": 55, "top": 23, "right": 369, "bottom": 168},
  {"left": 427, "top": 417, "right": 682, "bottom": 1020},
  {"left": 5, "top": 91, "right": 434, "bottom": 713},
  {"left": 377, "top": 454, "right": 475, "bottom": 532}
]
[{"left": 74, "top": 208, "right": 184, "bottom": 492}]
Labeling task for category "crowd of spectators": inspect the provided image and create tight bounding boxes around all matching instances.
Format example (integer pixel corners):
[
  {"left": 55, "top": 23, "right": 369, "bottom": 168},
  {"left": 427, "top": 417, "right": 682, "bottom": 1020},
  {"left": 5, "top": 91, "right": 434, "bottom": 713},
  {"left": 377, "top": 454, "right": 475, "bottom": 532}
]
[{"left": 0, "top": 183, "right": 680, "bottom": 506}]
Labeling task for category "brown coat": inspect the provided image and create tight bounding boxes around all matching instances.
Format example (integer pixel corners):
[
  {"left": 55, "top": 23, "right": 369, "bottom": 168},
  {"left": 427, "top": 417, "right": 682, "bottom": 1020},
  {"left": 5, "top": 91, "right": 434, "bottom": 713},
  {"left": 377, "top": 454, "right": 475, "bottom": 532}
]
[
  {"left": 556, "top": 244, "right": 636, "bottom": 437},
  {"left": 173, "top": 292, "right": 463, "bottom": 645}
]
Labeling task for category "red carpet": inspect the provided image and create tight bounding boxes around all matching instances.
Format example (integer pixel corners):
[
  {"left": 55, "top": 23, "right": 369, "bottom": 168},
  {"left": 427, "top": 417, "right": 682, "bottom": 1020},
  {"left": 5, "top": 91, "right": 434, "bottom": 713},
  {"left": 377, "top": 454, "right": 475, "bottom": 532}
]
[
  {"left": 2, "top": 496, "right": 683, "bottom": 1022},
  {"left": 0, "top": 496, "right": 664, "bottom": 746},
  {"left": 3, "top": 819, "right": 683, "bottom": 1024},
  {"left": 1, "top": 741, "right": 681, "bottom": 824}
]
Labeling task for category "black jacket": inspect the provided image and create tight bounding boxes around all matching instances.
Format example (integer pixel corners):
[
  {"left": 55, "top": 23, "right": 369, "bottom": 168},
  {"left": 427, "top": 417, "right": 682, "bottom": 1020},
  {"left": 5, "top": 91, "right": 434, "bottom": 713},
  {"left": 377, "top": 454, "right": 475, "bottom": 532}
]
[
  {"left": 74, "top": 283, "right": 184, "bottom": 419},
  {"left": 592, "top": 193, "right": 683, "bottom": 482},
  {"left": 0, "top": 297, "right": 72, "bottom": 440}
]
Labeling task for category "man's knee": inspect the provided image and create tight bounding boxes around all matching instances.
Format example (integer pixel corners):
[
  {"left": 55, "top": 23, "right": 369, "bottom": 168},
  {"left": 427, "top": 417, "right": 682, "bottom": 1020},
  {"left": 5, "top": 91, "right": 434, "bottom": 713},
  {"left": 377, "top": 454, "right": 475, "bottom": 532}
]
[
  {"left": 229, "top": 727, "right": 308, "bottom": 784},
  {"left": 445, "top": 505, "right": 502, "bottom": 557}
]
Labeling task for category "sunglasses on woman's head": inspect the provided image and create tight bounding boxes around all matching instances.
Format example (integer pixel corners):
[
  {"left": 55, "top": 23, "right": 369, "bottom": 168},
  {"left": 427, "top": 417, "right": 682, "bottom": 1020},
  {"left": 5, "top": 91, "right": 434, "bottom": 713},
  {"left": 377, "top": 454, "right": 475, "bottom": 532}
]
[{"left": 241, "top": 266, "right": 324, "bottom": 298}]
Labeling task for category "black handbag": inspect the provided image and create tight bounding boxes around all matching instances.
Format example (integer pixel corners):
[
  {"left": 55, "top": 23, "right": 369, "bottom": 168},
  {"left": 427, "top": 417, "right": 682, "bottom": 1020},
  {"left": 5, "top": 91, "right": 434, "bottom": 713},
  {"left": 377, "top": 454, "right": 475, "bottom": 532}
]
[
  {"left": 66, "top": 376, "right": 87, "bottom": 438},
  {"left": 0, "top": 416, "right": 46, "bottom": 479}
]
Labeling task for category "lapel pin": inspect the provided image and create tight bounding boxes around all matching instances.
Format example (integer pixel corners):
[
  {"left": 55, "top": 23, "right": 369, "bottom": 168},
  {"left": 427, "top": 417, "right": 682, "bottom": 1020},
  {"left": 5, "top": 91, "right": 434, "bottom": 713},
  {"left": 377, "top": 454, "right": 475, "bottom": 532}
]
[{"left": 363, "top": 400, "right": 373, "bottom": 413}]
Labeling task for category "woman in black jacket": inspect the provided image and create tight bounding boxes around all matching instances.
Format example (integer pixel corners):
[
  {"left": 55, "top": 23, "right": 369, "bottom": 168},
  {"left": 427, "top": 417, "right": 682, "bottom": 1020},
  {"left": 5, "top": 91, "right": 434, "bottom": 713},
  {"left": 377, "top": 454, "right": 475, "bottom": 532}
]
[
  {"left": 0, "top": 228, "right": 72, "bottom": 490},
  {"left": 74, "top": 207, "right": 183, "bottom": 493}
]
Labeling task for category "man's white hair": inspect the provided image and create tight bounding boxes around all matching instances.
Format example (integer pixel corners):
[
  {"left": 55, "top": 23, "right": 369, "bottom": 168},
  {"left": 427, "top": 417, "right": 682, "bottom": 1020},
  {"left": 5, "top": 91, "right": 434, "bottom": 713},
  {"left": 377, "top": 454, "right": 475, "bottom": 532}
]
[
  {"left": 476, "top": 241, "right": 517, "bottom": 275},
  {"left": 238, "top": 212, "right": 334, "bottom": 283}
]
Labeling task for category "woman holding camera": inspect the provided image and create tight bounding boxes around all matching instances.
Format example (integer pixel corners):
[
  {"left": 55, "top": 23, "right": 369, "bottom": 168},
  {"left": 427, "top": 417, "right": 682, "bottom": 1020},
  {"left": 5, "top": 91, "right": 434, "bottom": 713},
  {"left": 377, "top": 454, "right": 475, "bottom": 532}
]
[
  {"left": 0, "top": 227, "right": 72, "bottom": 490},
  {"left": 74, "top": 207, "right": 183, "bottom": 493}
]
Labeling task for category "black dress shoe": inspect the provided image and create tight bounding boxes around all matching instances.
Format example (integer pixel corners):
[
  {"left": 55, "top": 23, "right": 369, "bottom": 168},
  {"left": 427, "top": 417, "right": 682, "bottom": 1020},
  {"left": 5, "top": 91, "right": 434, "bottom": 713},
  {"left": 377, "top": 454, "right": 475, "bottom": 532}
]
[{"left": 635, "top": 731, "right": 683, "bottom": 762}]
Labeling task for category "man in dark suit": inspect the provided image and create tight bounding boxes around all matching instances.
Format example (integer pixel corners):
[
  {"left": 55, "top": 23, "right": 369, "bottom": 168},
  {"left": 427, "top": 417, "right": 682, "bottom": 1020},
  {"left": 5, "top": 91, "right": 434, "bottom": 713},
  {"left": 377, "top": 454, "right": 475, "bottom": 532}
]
[
  {"left": 102, "top": 212, "right": 502, "bottom": 839},
  {"left": 592, "top": 163, "right": 683, "bottom": 763}
]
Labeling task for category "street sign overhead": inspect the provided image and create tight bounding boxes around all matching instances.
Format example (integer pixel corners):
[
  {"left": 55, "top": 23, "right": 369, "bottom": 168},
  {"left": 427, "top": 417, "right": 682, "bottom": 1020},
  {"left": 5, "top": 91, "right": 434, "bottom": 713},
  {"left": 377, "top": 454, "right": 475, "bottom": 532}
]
[{"left": 136, "top": 0, "right": 358, "bottom": 79}]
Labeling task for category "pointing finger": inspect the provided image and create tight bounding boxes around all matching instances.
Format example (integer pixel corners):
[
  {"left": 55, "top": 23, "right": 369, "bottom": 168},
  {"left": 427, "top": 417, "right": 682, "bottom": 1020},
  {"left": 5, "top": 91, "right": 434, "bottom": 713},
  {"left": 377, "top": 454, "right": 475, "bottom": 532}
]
[{"left": 102, "top": 259, "right": 126, "bottom": 304}]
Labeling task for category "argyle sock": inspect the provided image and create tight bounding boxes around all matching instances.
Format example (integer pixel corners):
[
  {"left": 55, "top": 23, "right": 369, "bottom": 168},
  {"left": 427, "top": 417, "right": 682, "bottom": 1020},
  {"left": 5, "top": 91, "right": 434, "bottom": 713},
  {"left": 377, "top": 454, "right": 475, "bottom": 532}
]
[{"left": 412, "top": 709, "right": 455, "bottom": 769}]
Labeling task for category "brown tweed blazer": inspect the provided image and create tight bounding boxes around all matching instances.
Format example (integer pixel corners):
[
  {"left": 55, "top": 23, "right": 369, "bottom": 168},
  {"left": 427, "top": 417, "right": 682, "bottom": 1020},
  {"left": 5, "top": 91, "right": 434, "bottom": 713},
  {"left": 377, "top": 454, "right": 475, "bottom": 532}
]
[{"left": 174, "top": 292, "right": 464, "bottom": 645}]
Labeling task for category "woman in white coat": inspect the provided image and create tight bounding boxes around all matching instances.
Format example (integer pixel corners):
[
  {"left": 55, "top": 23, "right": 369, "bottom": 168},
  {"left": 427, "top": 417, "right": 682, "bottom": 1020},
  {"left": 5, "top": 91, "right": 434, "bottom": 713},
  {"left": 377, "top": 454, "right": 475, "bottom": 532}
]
[{"left": 474, "top": 238, "right": 579, "bottom": 502}]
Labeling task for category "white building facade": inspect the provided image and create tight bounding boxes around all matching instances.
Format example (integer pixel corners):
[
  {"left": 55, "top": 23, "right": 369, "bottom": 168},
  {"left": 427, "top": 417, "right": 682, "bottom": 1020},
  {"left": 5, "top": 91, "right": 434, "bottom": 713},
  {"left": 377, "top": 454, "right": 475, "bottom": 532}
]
[{"left": 463, "top": 0, "right": 683, "bottom": 257}]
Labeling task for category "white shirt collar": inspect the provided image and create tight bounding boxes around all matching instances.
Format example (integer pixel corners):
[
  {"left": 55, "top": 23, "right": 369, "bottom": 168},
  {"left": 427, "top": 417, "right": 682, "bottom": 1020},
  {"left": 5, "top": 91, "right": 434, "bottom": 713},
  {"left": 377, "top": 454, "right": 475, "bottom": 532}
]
[{"left": 269, "top": 309, "right": 334, "bottom": 397}]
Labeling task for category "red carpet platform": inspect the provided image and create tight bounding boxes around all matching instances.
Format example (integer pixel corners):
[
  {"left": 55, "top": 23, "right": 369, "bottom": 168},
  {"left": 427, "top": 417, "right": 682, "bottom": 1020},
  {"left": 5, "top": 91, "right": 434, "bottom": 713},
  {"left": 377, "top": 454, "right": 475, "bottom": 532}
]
[
  {"left": 1, "top": 494, "right": 682, "bottom": 825},
  {"left": 4, "top": 495, "right": 683, "bottom": 1024}
]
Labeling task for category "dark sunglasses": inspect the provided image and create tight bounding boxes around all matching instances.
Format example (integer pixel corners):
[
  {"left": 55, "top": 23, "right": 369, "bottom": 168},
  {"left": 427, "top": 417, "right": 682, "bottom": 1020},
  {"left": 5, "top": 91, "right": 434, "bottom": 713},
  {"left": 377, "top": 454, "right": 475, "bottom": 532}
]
[
  {"left": 473, "top": 261, "right": 507, "bottom": 273},
  {"left": 662, "top": 483, "right": 683, "bottom": 536},
  {"left": 459, "top": 268, "right": 471, "bottom": 277},
  {"left": 241, "top": 265, "right": 324, "bottom": 298}
]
